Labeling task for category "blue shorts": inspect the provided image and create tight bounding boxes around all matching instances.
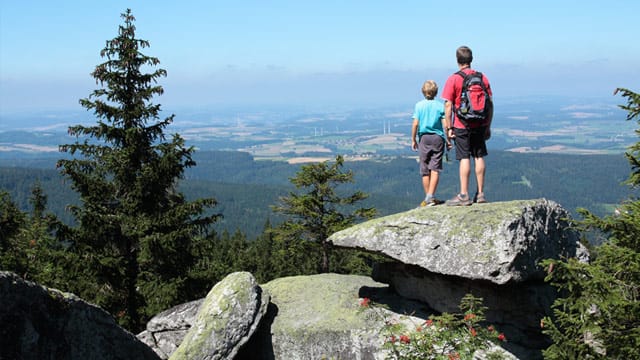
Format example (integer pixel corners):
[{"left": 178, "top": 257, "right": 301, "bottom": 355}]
[
  {"left": 418, "top": 133, "right": 444, "bottom": 176},
  {"left": 453, "top": 127, "right": 488, "bottom": 160}
]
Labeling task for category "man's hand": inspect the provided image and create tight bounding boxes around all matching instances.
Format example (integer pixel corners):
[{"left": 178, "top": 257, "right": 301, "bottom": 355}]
[
  {"left": 484, "top": 128, "right": 491, "bottom": 140},
  {"left": 447, "top": 128, "right": 456, "bottom": 139}
]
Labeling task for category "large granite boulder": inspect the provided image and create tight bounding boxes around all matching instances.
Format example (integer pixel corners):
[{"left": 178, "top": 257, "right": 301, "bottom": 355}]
[
  {"left": 328, "top": 199, "right": 586, "bottom": 359},
  {"left": 328, "top": 199, "right": 583, "bottom": 285},
  {"left": 169, "top": 271, "right": 270, "bottom": 360},
  {"left": 0, "top": 271, "right": 159, "bottom": 360}
]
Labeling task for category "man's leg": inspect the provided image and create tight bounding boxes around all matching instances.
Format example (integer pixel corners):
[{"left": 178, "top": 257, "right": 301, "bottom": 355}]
[
  {"left": 459, "top": 158, "right": 471, "bottom": 196},
  {"left": 475, "top": 156, "right": 486, "bottom": 194}
]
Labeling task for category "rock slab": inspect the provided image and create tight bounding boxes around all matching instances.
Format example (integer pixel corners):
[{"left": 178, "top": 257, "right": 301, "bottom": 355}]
[
  {"left": 138, "top": 299, "right": 204, "bottom": 359},
  {"left": 328, "top": 198, "right": 582, "bottom": 284}
]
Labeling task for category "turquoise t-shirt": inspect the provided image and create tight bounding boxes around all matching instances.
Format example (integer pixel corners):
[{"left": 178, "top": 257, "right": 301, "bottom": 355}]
[{"left": 413, "top": 99, "right": 445, "bottom": 138}]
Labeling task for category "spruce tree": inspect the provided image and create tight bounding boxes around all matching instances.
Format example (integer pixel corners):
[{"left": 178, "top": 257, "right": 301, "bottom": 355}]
[
  {"left": 0, "top": 191, "right": 26, "bottom": 271},
  {"left": 541, "top": 88, "right": 640, "bottom": 359},
  {"left": 271, "top": 155, "right": 376, "bottom": 273},
  {"left": 57, "top": 9, "right": 218, "bottom": 331}
]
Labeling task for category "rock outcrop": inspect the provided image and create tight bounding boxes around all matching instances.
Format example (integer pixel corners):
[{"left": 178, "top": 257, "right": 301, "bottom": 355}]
[
  {"left": 142, "top": 272, "right": 515, "bottom": 359},
  {"left": 0, "top": 271, "right": 159, "bottom": 360},
  {"left": 328, "top": 198, "right": 586, "bottom": 358},
  {"left": 3, "top": 198, "right": 583, "bottom": 360}
]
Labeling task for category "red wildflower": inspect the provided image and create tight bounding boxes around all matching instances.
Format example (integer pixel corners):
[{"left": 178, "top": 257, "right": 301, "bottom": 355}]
[
  {"left": 469, "top": 327, "right": 477, "bottom": 337},
  {"left": 359, "top": 297, "right": 370, "bottom": 307},
  {"left": 448, "top": 352, "right": 461, "bottom": 360},
  {"left": 487, "top": 325, "right": 495, "bottom": 332},
  {"left": 416, "top": 325, "right": 423, "bottom": 332},
  {"left": 464, "top": 313, "right": 476, "bottom": 321},
  {"left": 399, "top": 335, "right": 410, "bottom": 344},
  {"left": 498, "top": 333, "right": 506, "bottom": 342},
  {"left": 389, "top": 335, "right": 397, "bottom": 343},
  {"left": 425, "top": 319, "right": 433, "bottom": 327}
]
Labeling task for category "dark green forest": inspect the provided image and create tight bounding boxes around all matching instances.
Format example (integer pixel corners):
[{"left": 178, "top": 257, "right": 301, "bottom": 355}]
[{"left": 0, "top": 150, "right": 634, "bottom": 240}]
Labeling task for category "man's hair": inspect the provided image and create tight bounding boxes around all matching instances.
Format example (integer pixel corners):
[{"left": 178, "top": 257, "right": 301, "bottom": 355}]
[
  {"left": 422, "top": 80, "right": 438, "bottom": 99},
  {"left": 456, "top": 46, "right": 473, "bottom": 65}
]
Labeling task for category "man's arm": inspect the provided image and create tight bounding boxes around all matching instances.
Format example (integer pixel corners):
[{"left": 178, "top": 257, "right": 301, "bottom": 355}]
[
  {"left": 444, "top": 101, "right": 454, "bottom": 139},
  {"left": 485, "top": 98, "right": 493, "bottom": 140},
  {"left": 486, "top": 98, "right": 494, "bottom": 125}
]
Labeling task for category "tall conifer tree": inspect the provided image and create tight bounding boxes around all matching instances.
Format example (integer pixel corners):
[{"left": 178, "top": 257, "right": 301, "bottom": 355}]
[
  {"left": 542, "top": 88, "right": 640, "bottom": 359},
  {"left": 57, "top": 9, "right": 218, "bottom": 331}
]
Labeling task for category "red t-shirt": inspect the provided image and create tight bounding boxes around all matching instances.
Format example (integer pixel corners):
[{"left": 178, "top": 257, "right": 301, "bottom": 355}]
[{"left": 442, "top": 68, "right": 492, "bottom": 129}]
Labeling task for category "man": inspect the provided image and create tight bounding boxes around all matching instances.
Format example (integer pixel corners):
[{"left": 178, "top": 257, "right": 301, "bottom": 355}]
[{"left": 442, "top": 46, "right": 493, "bottom": 205}]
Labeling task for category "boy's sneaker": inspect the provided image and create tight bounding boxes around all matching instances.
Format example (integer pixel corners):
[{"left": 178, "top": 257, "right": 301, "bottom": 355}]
[
  {"left": 420, "top": 198, "right": 443, "bottom": 207},
  {"left": 446, "top": 194, "right": 472, "bottom": 206},
  {"left": 473, "top": 192, "right": 487, "bottom": 203}
]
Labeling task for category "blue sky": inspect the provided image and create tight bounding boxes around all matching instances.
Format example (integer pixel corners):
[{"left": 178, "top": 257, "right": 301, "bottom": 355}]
[{"left": 1, "top": 0, "right": 639, "bottom": 114}]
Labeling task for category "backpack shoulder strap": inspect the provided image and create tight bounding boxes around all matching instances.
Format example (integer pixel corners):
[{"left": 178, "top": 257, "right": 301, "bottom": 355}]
[{"left": 455, "top": 70, "right": 468, "bottom": 79}]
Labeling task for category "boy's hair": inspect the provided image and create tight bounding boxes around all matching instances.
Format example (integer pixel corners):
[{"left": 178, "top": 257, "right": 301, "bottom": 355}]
[
  {"left": 456, "top": 46, "right": 473, "bottom": 65},
  {"left": 422, "top": 80, "right": 438, "bottom": 99}
]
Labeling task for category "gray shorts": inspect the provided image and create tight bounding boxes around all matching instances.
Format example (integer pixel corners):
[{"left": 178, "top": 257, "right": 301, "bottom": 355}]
[{"left": 418, "top": 133, "right": 444, "bottom": 176}]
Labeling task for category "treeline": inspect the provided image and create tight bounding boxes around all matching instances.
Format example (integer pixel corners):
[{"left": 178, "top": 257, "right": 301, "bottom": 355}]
[{"left": 1, "top": 150, "right": 635, "bottom": 240}]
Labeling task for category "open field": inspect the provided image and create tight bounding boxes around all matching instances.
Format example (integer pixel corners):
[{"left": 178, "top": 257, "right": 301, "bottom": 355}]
[{"left": 0, "top": 96, "right": 635, "bottom": 161}]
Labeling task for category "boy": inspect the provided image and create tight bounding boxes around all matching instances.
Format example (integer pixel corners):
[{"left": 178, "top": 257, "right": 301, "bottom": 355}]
[{"left": 411, "top": 80, "right": 451, "bottom": 207}]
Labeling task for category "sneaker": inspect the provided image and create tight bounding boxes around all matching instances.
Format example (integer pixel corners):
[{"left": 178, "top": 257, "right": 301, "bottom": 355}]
[
  {"left": 446, "top": 194, "right": 472, "bottom": 206},
  {"left": 474, "top": 192, "right": 487, "bottom": 203},
  {"left": 420, "top": 198, "right": 443, "bottom": 207}
]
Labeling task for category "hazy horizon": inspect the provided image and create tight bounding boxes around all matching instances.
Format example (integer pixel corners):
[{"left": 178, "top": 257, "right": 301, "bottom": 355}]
[{"left": 2, "top": 1, "right": 639, "bottom": 114}]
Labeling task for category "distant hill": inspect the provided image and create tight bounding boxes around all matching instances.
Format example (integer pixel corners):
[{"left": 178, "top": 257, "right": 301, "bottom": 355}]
[{"left": 0, "top": 150, "right": 636, "bottom": 240}]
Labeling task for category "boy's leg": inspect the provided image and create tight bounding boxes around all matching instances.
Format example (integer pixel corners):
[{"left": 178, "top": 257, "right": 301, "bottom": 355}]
[
  {"left": 428, "top": 170, "right": 440, "bottom": 195},
  {"left": 422, "top": 173, "right": 431, "bottom": 197},
  {"left": 425, "top": 134, "right": 444, "bottom": 198}
]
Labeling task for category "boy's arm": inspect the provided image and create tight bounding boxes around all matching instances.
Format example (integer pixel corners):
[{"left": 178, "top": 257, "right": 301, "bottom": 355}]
[{"left": 411, "top": 119, "right": 419, "bottom": 150}]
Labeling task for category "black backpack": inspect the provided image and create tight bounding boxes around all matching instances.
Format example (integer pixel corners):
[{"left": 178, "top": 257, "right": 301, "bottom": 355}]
[{"left": 455, "top": 70, "right": 491, "bottom": 125}]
